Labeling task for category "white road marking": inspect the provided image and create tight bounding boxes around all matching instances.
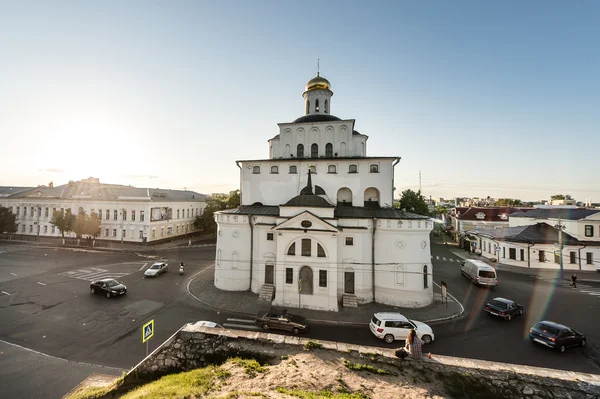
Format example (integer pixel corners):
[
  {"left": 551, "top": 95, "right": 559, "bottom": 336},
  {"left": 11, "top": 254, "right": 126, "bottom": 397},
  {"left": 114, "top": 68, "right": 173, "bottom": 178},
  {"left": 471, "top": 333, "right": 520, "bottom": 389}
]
[
  {"left": 436, "top": 256, "right": 440, "bottom": 260},
  {"left": 10, "top": 273, "right": 17, "bottom": 276},
  {"left": 449, "top": 259, "right": 454, "bottom": 262},
  {"left": 442, "top": 257, "right": 447, "bottom": 261},
  {"left": 37, "top": 282, "right": 46, "bottom": 286},
  {"left": 1, "top": 291, "right": 10, "bottom": 296},
  {"left": 139, "top": 263, "right": 148, "bottom": 271}
]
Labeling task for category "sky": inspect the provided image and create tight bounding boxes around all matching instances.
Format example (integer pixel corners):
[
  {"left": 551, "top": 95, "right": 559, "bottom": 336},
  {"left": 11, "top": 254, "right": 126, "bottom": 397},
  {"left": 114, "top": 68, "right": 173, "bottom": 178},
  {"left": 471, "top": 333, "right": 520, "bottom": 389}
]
[{"left": 0, "top": 1, "right": 598, "bottom": 202}]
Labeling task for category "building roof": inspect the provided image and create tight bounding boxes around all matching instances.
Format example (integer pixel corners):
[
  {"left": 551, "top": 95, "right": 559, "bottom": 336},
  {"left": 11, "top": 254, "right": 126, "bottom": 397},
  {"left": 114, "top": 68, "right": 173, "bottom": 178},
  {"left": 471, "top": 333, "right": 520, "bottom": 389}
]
[
  {"left": 220, "top": 205, "right": 280, "bottom": 216},
  {"left": 473, "top": 223, "right": 580, "bottom": 245},
  {"left": 455, "top": 207, "right": 534, "bottom": 222},
  {"left": 283, "top": 195, "right": 334, "bottom": 208},
  {"left": 236, "top": 156, "right": 399, "bottom": 163},
  {"left": 335, "top": 207, "right": 429, "bottom": 220},
  {"left": 0, "top": 186, "right": 36, "bottom": 197},
  {"left": 510, "top": 208, "right": 600, "bottom": 220},
  {"left": 292, "top": 114, "right": 342, "bottom": 124}
]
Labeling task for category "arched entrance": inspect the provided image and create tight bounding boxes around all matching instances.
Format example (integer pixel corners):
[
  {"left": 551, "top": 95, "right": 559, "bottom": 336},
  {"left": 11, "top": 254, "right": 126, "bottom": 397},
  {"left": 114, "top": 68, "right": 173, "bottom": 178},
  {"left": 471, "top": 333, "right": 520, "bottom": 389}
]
[{"left": 299, "top": 266, "right": 313, "bottom": 295}]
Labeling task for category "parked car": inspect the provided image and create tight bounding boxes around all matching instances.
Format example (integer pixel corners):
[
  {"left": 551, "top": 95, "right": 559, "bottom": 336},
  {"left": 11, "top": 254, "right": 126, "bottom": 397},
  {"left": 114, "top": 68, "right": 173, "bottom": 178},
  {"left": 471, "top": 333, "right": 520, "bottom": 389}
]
[
  {"left": 369, "top": 312, "right": 434, "bottom": 344},
  {"left": 484, "top": 297, "right": 523, "bottom": 321},
  {"left": 461, "top": 259, "right": 498, "bottom": 287},
  {"left": 192, "top": 320, "right": 224, "bottom": 329},
  {"left": 255, "top": 311, "right": 307, "bottom": 334},
  {"left": 90, "top": 278, "right": 127, "bottom": 298},
  {"left": 529, "top": 321, "right": 586, "bottom": 353},
  {"left": 144, "top": 262, "right": 168, "bottom": 277}
]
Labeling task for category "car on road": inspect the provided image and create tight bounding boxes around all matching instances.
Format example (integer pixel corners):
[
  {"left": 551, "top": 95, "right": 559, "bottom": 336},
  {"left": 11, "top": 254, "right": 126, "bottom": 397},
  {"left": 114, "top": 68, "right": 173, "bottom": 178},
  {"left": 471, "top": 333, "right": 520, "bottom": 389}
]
[
  {"left": 529, "top": 321, "right": 586, "bottom": 353},
  {"left": 484, "top": 297, "right": 523, "bottom": 321},
  {"left": 461, "top": 259, "right": 497, "bottom": 287},
  {"left": 369, "top": 312, "right": 434, "bottom": 344},
  {"left": 192, "top": 320, "right": 224, "bottom": 329},
  {"left": 144, "top": 262, "right": 168, "bottom": 277},
  {"left": 255, "top": 311, "right": 307, "bottom": 334},
  {"left": 90, "top": 278, "right": 127, "bottom": 298}
]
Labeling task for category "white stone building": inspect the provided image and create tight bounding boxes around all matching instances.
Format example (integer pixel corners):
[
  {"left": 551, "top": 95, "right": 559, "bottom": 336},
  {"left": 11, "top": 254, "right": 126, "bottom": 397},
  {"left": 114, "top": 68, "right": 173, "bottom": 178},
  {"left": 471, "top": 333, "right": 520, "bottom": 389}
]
[
  {"left": 0, "top": 178, "right": 206, "bottom": 244},
  {"left": 214, "top": 74, "right": 433, "bottom": 312}
]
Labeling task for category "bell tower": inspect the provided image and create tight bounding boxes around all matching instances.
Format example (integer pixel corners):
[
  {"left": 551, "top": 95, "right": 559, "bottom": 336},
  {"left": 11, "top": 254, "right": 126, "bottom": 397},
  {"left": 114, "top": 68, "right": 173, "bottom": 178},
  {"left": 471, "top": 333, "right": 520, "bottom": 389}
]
[{"left": 303, "top": 72, "right": 333, "bottom": 116}]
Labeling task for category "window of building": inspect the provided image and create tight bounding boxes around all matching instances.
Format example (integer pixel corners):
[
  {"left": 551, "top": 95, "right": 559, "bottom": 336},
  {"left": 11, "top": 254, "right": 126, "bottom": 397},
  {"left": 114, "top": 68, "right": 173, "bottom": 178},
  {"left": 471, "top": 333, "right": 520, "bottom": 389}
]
[
  {"left": 286, "top": 268, "right": 293, "bottom": 284},
  {"left": 16, "top": 207, "right": 20, "bottom": 216},
  {"left": 106, "top": 209, "right": 110, "bottom": 220},
  {"left": 29, "top": 225, "right": 33, "bottom": 233},
  {"left": 51, "top": 225, "right": 55, "bottom": 233},
  {"left": 328, "top": 165, "right": 336, "bottom": 174},
  {"left": 345, "top": 237, "right": 354, "bottom": 246},
  {"left": 187, "top": 209, "right": 190, "bottom": 218},
  {"left": 570, "top": 251, "right": 576, "bottom": 264},
  {"left": 370, "top": 164, "right": 379, "bottom": 173},
  {"left": 98, "top": 210, "right": 102, "bottom": 220},
  {"left": 105, "top": 228, "right": 109, "bottom": 236},
  {"left": 23, "top": 207, "right": 27, "bottom": 217},
  {"left": 122, "top": 210, "right": 127, "bottom": 221},
  {"left": 423, "top": 265, "right": 429, "bottom": 289},
  {"left": 252, "top": 166, "right": 261, "bottom": 174},
  {"left": 317, "top": 243, "right": 325, "bottom": 257},
  {"left": 22, "top": 225, "right": 25, "bottom": 232},
  {"left": 113, "top": 210, "right": 118, "bottom": 220},
  {"left": 301, "top": 238, "right": 311, "bottom": 256},
  {"left": 306, "top": 100, "right": 310, "bottom": 114},
  {"left": 288, "top": 242, "right": 296, "bottom": 256},
  {"left": 45, "top": 208, "right": 49, "bottom": 217},
  {"left": 315, "top": 98, "right": 319, "bottom": 113},
  {"left": 152, "top": 230, "right": 156, "bottom": 239},
  {"left": 311, "top": 143, "right": 318, "bottom": 158},
  {"left": 270, "top": 166, "right": 279, "bottom": 174},
  {"left": 324, "top": 99, "right": 328, "bottom": 114},
  {"left": 586, "top": 252, "right": 593, "bottom": 264},
  {"left": 520, "top": 248, "right": 525, "bottom": 261},
  {"left": 231, "top": 251, "right": 239, "bottom": 269},
  {"left": 539, "top": 250, "right": 546, "bottom": 262},
  {"left": 267, "top": 233, "right": 274, "bottom": 241},
  {"left": 140, "top": 210, "right": 145, "bottom": 222},
  {"left": 585, "top": 225, "right": 594, "bottom": 237},
  {"left": 139, "top": 230, "right": 143, "bottom": 239},
  {"left": 112, "top": 229, "right": 117, "bottom": 237},
  {"left": 297, "top": 144, "right": 304, "bottom": 158},
  {"left": 395, "top": 265, "right": 405, "bottom": 285},
  {"left": 132, "top": 210, "right": 136, "bottom": 221},
  {"left": 509, "top": 248, "right": 516, "bottom": 260},
  {"left": 349, "top": 164, "right": 358, "bottom": 173},
  {"left": 325, "top": 143, "right": 333, "bottom": 157},
  {"left": 123, "top": 229, "right": 126, "bottom": 238},
  {"left": 502, "top": 247, "right": 506, "bottom": 258},
  {"left": 554, "top": 251, "right": 560, "bottom": 264},
  {"left": 44, "top": 225, "right": 47, "bottom": 233},
  {"left": 30, "top": 207, "right": 34, "bottom": 217},
  {"left": 319, "top": 270, "right": 327, "bottom": 287},
  {"left": 289, "top": 165, "right": 297, "bottom": 174}
]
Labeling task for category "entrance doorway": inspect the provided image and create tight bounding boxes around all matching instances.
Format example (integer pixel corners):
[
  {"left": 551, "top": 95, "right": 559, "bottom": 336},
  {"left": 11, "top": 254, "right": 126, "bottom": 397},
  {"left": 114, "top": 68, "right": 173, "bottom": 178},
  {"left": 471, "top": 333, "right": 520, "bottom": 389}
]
[
  {"left": 344, "top": 271, "right": 355, "bottom": 294},
  {"left": 265, "top": 263, "right": 274, "bottom": 284}
]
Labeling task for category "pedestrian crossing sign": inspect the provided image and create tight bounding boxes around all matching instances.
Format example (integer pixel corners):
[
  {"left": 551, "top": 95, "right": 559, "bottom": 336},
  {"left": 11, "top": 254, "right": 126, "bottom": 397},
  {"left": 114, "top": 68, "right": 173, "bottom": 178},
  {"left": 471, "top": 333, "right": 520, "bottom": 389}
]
[{"left": 142, "top": 320, "right": 154, "bottom": 343}]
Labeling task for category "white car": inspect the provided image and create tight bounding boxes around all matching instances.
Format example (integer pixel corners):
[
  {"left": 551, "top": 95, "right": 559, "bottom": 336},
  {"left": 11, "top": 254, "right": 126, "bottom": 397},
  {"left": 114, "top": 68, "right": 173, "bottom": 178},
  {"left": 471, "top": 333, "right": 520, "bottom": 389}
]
[
  {"left": 192, "top": 320, "right": 224, "bottom": 329},
  {"left": 144, "top": 262, "right": 168, "bottom": 277},
  {"left": 369, "top": 312, "right": 434, "bottom": 344}
]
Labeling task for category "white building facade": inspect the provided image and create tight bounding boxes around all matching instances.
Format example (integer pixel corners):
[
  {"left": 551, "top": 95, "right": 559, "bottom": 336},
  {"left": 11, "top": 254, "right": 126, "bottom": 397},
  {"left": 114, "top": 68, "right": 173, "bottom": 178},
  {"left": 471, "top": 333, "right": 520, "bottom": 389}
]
[
  {"left": 214, "top": 75, "right": 434, "bottom": 312},
  {"left": 0, "top": 178, "right": 206, "bottom": 244}
]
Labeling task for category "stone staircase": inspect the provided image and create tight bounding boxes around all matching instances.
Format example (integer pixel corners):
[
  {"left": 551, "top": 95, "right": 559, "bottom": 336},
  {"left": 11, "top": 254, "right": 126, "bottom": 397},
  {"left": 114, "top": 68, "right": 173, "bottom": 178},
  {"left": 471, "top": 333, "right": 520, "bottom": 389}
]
[
  {"left": 342, "top": 294, "right": 358, "bottom": 308},
  {"left": 258, "top": 284, "right": 275, "bottom": 302}
]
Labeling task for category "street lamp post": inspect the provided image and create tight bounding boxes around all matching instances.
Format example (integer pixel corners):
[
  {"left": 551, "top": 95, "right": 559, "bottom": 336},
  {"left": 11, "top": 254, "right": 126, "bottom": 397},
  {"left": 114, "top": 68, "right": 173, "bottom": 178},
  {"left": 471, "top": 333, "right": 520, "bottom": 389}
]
[{"left": 555, "top": 220, "right": 565, "bottom": 279}]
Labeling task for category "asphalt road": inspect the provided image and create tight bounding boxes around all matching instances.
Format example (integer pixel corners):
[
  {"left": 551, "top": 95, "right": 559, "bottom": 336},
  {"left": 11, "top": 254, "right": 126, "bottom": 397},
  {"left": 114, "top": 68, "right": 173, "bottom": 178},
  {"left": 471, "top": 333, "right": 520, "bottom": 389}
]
[{"left": 1, "top": 241, "right": 599, "bottom": 398}]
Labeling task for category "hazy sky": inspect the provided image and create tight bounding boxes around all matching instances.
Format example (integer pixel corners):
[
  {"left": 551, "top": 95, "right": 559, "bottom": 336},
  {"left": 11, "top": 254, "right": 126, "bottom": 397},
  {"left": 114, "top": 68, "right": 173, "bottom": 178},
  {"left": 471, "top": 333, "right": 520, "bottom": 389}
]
[{"left": 1, "top": 1, "right": 598, "bottom": 202}]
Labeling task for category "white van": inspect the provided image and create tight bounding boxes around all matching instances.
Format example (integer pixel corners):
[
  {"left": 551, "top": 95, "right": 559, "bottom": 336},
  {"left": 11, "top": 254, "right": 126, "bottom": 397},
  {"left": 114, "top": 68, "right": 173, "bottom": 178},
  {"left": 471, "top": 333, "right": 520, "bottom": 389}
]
[{"left": 461, "top": 259, "right": 497, "bottom": 287}]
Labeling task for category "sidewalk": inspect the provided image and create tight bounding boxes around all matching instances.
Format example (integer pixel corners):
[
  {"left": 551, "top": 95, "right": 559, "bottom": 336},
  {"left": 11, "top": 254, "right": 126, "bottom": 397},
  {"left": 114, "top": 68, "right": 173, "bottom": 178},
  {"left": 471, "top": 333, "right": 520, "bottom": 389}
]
[{"left": 187, "top": 266, "right": 464, "bottom": 326}]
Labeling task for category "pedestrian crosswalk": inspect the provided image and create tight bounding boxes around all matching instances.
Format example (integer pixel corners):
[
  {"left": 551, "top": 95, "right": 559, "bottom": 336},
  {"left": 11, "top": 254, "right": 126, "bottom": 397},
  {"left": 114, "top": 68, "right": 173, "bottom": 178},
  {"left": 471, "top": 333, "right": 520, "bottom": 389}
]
[
  {"left": 431, "top": 255, "right": 463, "bottom": 263},
  {"left": 529, "top": 276, "right": 600, "bottom": 298},
  {"left": 59, "top": 266, "right": 133, "bottom": 282},
  {"left": 222, "top": 317, "right": 261, "bottom": 332},
  {"left": 0, "top": 246, "right": 28, "bottom": 255}
]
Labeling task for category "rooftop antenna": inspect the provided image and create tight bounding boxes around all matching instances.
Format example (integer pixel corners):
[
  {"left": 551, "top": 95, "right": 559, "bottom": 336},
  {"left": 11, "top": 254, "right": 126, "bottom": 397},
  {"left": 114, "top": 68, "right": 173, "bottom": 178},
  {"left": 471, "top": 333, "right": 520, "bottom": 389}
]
[
  {"left": 419, "top": 170, "right": 422, "bottom": 193},
  {"left": 317, "top": 59, "right": 320, "bottom": 76}
]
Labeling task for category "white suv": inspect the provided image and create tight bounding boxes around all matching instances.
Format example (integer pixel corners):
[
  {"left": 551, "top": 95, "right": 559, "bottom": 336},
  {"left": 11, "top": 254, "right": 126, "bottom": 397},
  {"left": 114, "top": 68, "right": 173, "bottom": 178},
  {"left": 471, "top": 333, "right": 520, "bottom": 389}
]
[{"left": 369, "top": 312, "right": 434, "bottom": 344}]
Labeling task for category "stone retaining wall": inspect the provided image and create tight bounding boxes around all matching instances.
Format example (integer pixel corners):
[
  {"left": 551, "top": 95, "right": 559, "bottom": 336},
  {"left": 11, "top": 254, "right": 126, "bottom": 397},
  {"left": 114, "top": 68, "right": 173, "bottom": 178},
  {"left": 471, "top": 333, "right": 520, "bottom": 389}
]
[{"left": 125, "top": 324, "right": 600, "bottom": 398}]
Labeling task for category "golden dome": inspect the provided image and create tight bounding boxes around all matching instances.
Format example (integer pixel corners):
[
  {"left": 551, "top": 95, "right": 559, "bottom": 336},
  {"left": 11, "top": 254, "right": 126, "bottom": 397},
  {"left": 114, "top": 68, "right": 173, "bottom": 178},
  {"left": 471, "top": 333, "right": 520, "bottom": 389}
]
[{"left": 305, "top": 74, "right": 332, "bottom": 92}]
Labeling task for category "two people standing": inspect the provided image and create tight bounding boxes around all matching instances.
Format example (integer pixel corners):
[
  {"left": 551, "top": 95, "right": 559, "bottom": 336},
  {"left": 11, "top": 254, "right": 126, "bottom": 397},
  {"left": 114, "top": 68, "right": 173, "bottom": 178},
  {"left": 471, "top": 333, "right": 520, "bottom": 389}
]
[{"left": 395, "top": 329, "right": 423, "bottom": 360}]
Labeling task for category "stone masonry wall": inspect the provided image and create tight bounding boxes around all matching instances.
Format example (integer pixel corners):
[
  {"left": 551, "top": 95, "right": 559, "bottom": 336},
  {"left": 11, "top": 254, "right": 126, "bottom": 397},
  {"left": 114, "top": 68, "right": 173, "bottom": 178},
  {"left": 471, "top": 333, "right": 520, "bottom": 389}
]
[{"left": 124, "top": 324, "right": 600, "bottom": 399}]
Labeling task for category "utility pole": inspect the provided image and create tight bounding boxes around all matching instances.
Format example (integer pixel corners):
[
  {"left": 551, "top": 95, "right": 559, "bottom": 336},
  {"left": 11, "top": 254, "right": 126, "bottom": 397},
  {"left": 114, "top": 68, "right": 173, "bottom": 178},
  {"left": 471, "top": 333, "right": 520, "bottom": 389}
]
[
  {"left": 419, "top": 170, "right": 421, "bottom": 193},
  {"left": 554, "top": 220, "right": 565, "bottom": 279}
]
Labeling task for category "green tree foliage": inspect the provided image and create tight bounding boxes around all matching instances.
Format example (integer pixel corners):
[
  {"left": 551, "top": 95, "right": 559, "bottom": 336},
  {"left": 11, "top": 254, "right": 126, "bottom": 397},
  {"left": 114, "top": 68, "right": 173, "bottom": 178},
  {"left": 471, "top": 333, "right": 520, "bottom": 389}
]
[
  {"left": 73, "top": 210, "right": 88, "bottom": 239},
  {"left": 86, "top": 211, "right": 102, "bottom": 240},
  {"left": 50, "top": 209, "right": 75, "bottom": 242},
  {"left": 0, "top": 206, "right": 18, "bottom": 234},
  {"left": 396, "top": 189, "right": 430, "bottom": 216},
  {"left": 551, "top": 194, "right": 572, "bottom": 201},
  {"left": 496, "top": 198, "right": 523, "bottom": 206},
  {"left": 193, "top": 190, "right": 241, "bottom": 236},
  {"left": 432, "top": 205, "right": 448, "bottom": 217}
]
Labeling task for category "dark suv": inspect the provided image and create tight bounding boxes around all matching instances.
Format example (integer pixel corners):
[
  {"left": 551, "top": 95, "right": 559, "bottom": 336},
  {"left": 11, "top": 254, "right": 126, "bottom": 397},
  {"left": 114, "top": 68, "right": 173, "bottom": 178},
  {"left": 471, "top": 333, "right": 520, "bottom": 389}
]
[
  {"left": 484, "top": 297, "right": 523, "bottom": 321},
  {"left": 529, "top": 321, "right": 586, "bottom": 353}
]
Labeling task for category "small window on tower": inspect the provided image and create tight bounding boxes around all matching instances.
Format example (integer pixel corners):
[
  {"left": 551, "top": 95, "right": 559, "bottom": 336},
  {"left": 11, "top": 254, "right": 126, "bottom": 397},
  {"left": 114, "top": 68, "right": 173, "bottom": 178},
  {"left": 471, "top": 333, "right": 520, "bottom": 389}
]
[
  {"left": 270, "top": 166, "right": 278, "bottom": 174},
  {"left": 306, "top": 100, "right": 310, "bottom": 114},
  {"left": 324, "top": 99, "right": 328, "bottom": 114},
  {"left": 315, "top": 98, "right": 320, "bottom": 113},
  {"left": 252, "top": 166, "right": 260, "bottom": 174},
  {"left": 289, "top": 165, "right": 297, "bottom": 174}
]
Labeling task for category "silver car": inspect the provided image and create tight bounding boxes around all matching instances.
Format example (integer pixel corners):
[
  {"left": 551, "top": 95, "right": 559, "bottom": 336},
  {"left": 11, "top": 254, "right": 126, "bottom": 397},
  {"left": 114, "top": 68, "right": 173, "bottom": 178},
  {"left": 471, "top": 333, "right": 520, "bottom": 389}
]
[{"left": 144, "top": 262, "right": 168, "bottom": 277}]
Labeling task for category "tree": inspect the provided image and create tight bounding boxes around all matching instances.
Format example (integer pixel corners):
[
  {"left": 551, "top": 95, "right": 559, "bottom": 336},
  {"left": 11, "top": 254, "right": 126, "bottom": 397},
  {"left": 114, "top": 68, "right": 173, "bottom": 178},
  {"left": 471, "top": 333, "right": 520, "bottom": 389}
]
[
  {"left": 551, "top": 194, "right": 572, "bottom": 201},
  {"left": 73, "top": 210, "right": 88, "bottom": 242},
  {"left": 86, "top": 211, "right": 102, "bottom": 245},
  {"left": 194, "top": 190, "right": 240, "bottom": 236},
  {"left": 50, "top": 209, "right": 75, "bottom": 244},
  {"left": 396, "top": 189, "right": 430, "bottom": 216},
  {"left": 432, "top": 205, "right": 448, "bottom": 217},
  {"left": 496, "top": 198, "right": 522, "bottom": 206},
  {"left": 0, "top": 206, "right": 17, "bottom": 235}
]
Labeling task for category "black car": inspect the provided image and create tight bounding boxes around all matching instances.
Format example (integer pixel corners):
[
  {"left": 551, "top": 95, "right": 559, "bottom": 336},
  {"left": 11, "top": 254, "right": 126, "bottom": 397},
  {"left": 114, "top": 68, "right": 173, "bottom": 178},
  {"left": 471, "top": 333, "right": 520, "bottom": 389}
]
[
  {"left": 90, "top": 278, "right": 127, "bottom": 298},
  {"left": 484, "top": 297, "right": 523, "bottom": 321},
  {"left": 255, "top": 311, "right": 308, "bottom": 335},
  {"left": 529, "top": 321, "right": 586, "bottom": 353}
]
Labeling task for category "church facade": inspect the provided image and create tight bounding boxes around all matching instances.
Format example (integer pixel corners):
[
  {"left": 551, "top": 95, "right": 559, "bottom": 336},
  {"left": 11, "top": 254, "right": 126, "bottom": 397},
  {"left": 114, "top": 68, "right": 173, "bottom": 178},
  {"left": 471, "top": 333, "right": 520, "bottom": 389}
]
[{"left": 214, "top": 74, "right": 433, "bottom": 311}]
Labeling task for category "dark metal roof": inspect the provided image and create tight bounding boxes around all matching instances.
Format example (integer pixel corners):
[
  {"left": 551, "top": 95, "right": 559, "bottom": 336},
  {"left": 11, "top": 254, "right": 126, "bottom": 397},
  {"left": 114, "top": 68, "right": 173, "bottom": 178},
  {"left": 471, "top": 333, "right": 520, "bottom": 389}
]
[
  {"left": 511, "top": 208, "right": 600, "bottom": 221},
  {"left": 335, "top": 207, "right": 429, "bottom": 220},
  {"left": 283, "top": 195, "right": 334, "bottom": 208},
  {"left": 456, "top": 207, "right": 534, "bottom": 221},
  {"left": 473, "top": 223, "right": 579, "bottom": 245},
  {"left": 220, "top": 205, "right": 280, "bottom": 216},
  {"left": 292, "top": 114, "right": 342, "bottom": 124}
]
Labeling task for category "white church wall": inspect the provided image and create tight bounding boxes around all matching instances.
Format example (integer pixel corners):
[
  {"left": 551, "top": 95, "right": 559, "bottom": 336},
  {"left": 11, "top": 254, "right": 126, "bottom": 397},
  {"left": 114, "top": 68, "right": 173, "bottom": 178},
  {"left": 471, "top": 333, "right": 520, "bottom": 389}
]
[{"left": 214, "top": 215, "right": 251, "bottom": 291}]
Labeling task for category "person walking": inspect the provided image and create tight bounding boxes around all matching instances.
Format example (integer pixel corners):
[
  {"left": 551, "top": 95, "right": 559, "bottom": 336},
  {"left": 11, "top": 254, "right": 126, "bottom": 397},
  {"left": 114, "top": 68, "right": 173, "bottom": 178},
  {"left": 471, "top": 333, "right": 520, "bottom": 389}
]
[
  {"left": 571, "top": 274, "right": 578, "bottom": 288},
  {"left": 395, "top": 329, "right": 423, "bottom": 360}
]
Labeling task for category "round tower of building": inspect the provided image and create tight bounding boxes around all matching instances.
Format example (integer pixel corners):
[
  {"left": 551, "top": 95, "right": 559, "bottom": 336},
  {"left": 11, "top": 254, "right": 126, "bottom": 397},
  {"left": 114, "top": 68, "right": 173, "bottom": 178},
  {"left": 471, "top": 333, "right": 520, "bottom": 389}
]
[{"left": 303, "top": 73, "right": 333, "bottom": 115}]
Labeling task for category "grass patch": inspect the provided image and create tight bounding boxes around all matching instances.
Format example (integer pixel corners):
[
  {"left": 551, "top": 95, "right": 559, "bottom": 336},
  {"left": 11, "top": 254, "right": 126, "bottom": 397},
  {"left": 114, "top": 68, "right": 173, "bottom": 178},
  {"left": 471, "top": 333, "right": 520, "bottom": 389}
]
[
  {"left": 230, "top": 357, "right": 267, "bottom": 377},
  {"left": 222, "top": 392, "right": 268, "bottom": 398},
  {"left": 343, "top": 360, "right": 394, "bottom": 376},
  {"left": 67, "top": 385, "right": 114, "bottom": 399},
  {"left": 216, "top": 368, "right": 231, "bottom": 380},
  {"left": 276, "top": 387, "right": 370, "bottom": 399},
  {"left": 439, "top": 371, "right": 511, "bottom": 399},
  {"left": 118, "top": 366, "right": 217, "bottom": 399},
  {"left": 281, "top": 355, "right": 289, "bottom": 360},
  {"left": 304, "top": 341, "right": 324, "bottom": 350}
]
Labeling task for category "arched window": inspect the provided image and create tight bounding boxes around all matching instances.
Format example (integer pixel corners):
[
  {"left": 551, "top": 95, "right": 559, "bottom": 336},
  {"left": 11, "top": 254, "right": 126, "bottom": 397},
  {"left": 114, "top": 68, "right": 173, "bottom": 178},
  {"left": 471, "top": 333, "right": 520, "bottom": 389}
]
[
  {"left": 325, "top": 143, "right": 333, "bottom": 157},
  {"left": 252, "top": 166, "right": 260, "bottom": 174},
  {"left": 423, "top": 265, "right": 429, "bottom": 289},
  {"left": 299, "top": 266, "right": 313, "bottom": 295},
  {"left": 289, "top": 165, "right": 297, "bottom": 174},
  {"left": 328, "top": 165, "right": 336, "bottom": 174},
  {"left": 297, "top": 144, "right": 304, "bottom": 158},
  {"left": 287, "top": 242, "right": 296, "bottom": 256},
  {"left": 348, "top": 164, "right": 358, "bottom": 173},
  {"left": 395, "top": 265, "right": 405, "bottom": 285},
  {"left": 317, "top": 243, "right": 326, "bottom": 257},
  {"left": 315, "top": 99, "right": 320, "bottom": 113},
  {"left": 311, "top": 143, "right": 318, "bottom": 158},
  {"left": 270, "top": 166, "right": 278, "bottom": 174},
  {"left": 324, "top": 99, "right": 328, "bottom": 114},
  {"left": 306, "top": 100, "right": 310, "bottom": 114},
  {"left": 337, "top": 187, "right": 352, "bottom": 206}
]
